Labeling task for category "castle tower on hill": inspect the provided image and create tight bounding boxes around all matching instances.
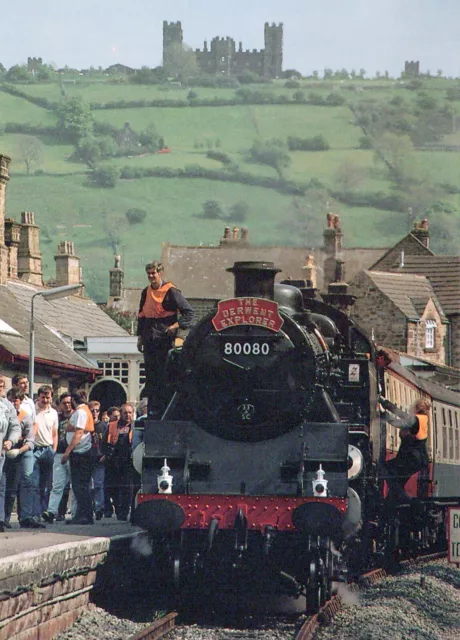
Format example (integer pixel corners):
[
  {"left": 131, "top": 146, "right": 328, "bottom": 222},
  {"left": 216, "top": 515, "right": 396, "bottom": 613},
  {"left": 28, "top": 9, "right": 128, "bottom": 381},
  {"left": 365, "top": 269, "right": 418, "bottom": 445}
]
[
  {"left": 163, "top": 21, "right": 183, "bottom": 64},
  {"left": 162, "top": 20, "right": 283, "bottom": 79}
]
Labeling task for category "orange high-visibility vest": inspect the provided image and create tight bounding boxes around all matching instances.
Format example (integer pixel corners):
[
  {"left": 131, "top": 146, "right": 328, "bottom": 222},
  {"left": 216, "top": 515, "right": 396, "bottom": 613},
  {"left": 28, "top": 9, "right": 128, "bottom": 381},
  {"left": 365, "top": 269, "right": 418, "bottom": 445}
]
[
  {"left": 138, "top": 282, "right": 176, "bottom": 320},
  {"left": 107, "top": 420, "right": 133, "bottom": 445},
  {"left": 416, "top": 414, "right": 428, "bottom": 440},
  {"left": 66, "top": 404, "right": 94, "bottom": 433}
]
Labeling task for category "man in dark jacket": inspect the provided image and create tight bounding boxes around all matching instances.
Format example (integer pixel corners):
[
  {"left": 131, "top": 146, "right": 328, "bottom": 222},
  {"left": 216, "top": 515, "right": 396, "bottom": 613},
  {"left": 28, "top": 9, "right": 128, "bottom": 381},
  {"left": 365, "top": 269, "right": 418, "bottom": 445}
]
[
  {"left": 137, "top": 261, "right": 194, "bottom": 417},
  {"left": 379, "top": 396, "right": 430, "bottom": 503}
]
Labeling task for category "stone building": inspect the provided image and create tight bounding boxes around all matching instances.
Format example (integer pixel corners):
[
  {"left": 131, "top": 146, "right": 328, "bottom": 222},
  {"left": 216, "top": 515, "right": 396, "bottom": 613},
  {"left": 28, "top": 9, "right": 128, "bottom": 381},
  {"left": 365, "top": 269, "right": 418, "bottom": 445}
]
[
  {"left": 106, "top": 217, "right": 389, "bottom": 322},
  {"left": 349, "top": 270, "right": 448, "bottom": 364},
  {"left": 163, "top": 21, "right": 283, "bottom": 78},
  {"left": 404, "top": 60, "right": 420, "bottom": 77}
]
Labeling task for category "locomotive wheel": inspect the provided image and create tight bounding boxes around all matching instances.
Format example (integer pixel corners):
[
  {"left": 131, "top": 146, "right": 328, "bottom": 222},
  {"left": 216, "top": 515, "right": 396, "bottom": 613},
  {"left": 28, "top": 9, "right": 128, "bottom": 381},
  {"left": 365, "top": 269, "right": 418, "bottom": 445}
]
[
  {"left": 305, "top": 558, "right": 321, "bottom": 614},
  {"left": 173, "top": 551, "right": 182, "bottom": 592}
]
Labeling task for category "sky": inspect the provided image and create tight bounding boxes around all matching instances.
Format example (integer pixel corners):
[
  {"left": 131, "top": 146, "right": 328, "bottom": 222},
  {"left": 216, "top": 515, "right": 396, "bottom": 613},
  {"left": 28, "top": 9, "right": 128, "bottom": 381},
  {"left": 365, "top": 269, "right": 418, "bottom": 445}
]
[{"left": 3, "top": 0, "right": 460, "bottom": 78}]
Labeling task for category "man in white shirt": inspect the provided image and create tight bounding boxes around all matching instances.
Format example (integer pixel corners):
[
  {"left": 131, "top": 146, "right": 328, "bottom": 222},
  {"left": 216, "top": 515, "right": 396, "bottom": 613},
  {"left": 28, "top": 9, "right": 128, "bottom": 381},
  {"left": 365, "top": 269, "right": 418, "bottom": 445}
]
[
  {"left": 25, "top": 385, "right": 58, "bottom": 527},
  {"left": 11, "top": 374, "right": 36, "bottom": 423}
]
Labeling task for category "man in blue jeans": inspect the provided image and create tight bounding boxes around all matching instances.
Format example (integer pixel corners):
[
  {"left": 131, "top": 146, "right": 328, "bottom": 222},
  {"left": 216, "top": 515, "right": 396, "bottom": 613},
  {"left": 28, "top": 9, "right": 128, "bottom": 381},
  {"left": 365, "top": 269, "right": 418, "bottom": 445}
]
[
  {"left": 42, "top": 392, "right": 76, "bottom": 524},
  {"left": 23, "top": 385, "right": 58, "bottom": 528},
  {"left": 4, "top": 387, "right": 35, "bottom": 528}
]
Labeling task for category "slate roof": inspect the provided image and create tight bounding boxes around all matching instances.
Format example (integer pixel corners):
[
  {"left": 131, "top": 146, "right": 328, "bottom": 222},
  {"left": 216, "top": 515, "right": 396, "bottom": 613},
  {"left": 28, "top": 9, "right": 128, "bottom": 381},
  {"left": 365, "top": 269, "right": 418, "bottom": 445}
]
[
  {"left": 0, "top": 281, "right": 128, "bottom": 372},
  {"left": 385, "top": 256, "right": 460, "bottom": 316},
  {"left": 363, "top": 270, "right": 447, "bottom": 321},
  {"left": 160, "top": 242, "right": 386, "bottom": 300},
  {"left": 369, "top": 232, "right": 434, "bottom": 271},
  {"left": 7, "top": 281, "right": 127, "bottom": 341},
  {"left": 0, "top": 286, "right": 97, "bottom": 371}
]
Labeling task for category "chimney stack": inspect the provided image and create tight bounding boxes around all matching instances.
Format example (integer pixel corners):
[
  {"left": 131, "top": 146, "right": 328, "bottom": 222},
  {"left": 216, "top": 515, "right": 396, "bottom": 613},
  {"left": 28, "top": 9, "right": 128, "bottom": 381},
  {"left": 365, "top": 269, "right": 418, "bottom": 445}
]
[
  {"left": 109, "top": 254, "right": 124, "bottom": 299},
  {"left": 18, "top": 211, "right": 43, "bottom": 285},
  {"left": 323, "top": 214, "right": 343, "bottom": 289},
  {"left": 4, "top": 218, "right": 22, "bottom": 278},
  {"left": 411, "top": 219, "right": 429, "bottom": 248},
  {"left": 301, "top": 254, "right": 317, "bottom": 289},
  {"left": 0, "top": 155, "right": 11, "bottom": 285},
  {"left": 54, "top": 241, "right": 80, "bottom": 287}
]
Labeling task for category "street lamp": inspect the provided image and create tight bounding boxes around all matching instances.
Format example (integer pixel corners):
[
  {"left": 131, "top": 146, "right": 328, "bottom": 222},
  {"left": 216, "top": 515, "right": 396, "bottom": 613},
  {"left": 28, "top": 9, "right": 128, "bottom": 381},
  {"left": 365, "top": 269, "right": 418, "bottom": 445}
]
[{"left": 29, "top": 283, "right": 82, "bottom": 395}]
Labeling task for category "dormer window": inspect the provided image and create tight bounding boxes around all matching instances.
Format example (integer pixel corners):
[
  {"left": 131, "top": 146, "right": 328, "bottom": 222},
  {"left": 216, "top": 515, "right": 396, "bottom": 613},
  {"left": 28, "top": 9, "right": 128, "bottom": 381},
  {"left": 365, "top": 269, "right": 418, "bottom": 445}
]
[{"left": 425, "top": 319, "right": 436, "bottom": 349}]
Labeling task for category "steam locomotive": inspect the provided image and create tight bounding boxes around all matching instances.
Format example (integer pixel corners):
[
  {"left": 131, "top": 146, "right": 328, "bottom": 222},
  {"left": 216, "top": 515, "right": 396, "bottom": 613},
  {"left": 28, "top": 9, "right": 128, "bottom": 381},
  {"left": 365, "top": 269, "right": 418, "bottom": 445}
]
[{"left": 132, "top": 261, "right": 457, "bottom": 611}]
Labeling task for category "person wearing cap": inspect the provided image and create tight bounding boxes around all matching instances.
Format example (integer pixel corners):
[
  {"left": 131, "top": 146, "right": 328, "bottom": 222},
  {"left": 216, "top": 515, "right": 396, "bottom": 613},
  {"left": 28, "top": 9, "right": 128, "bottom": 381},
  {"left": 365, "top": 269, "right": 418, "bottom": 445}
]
[{"left": 137, "top": 261, "right": 194, "bottom": 418}]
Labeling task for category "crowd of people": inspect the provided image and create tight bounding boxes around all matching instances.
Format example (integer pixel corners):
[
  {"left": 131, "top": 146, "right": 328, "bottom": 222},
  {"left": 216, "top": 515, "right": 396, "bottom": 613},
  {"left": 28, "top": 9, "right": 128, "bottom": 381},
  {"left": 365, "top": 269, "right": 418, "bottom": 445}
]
[
  {"left": 0, "top": 373, "right": 148, "bottom": 531},
  {"left": 0, "top": 260, "right": 195, "bottom": 533}
]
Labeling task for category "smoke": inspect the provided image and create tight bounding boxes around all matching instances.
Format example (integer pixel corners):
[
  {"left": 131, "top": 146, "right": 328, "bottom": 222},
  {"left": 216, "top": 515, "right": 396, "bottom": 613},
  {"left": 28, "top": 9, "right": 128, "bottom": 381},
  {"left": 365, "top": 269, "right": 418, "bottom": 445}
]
[
  {"left": 335, "top": 582, "right": 361, "bottom": 606},
  {"left": 131, "top": 533, "right": 153, "bottom": 557}
]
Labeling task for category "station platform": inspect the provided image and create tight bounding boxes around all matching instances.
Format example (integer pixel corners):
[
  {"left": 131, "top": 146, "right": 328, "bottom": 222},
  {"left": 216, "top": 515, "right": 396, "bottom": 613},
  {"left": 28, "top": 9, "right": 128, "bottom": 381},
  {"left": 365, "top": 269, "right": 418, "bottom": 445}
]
[
  {"left": 0, "top": 516, "right": 141, "bottom": 561},
  {"left": 0, "top": 517, "right": 143, "bottom": 639}
]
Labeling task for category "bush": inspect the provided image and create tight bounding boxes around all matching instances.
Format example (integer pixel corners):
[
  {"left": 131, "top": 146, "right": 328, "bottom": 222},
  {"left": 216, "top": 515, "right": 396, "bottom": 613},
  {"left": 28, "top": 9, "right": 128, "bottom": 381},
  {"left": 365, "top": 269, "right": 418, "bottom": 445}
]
[
  {"left": 287, "top": 135, "right": 330, "bottom": 151},
  {"left": 202, "top": 200, "right": 224, "bottom": 219},
  {"left": 206, "top": 150, "right": 232, "bottom": 165},
  {"left": 358, "top": 135, "right": 373, "bottom": 149},
  {"left": 284, "top": 79, "right": 300, "bottom": 89},
  {"left": 125, "top": 208, "right": 147, "bottom": 224},
  {"left": 88, "top": 166, "right": 120, "bottom": 188}
]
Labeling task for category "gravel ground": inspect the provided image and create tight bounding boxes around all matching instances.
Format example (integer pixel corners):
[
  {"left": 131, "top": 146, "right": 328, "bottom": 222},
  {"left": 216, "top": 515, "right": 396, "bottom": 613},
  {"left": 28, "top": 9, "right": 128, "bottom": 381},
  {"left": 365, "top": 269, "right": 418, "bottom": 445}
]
[
  {"left": 55, "top": 607, "right": 164, "bottom": 640},
  {"left": 315, "top": 560, "right": 460, "bottom": 640},
  {"left": 55, "top": 561, "right": 459, "bottom": 640}
]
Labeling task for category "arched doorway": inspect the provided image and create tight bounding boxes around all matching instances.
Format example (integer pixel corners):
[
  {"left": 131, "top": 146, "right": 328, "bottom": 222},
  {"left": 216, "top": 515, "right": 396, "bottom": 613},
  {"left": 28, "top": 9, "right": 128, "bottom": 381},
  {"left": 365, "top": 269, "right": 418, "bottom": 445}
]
[{"left": 89, "top": 379, "right": 127, "bottom": 412}]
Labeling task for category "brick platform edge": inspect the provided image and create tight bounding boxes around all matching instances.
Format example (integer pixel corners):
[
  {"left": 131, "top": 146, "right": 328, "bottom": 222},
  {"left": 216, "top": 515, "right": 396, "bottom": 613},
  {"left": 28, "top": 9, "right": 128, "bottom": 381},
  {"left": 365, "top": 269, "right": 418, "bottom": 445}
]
[{"left": 0, "top": 538, "right": 110, "bottom": 640}]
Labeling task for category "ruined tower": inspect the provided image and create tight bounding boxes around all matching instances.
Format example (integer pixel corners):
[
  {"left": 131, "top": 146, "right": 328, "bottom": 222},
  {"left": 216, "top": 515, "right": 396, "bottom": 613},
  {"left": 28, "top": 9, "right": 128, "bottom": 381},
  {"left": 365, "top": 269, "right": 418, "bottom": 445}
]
[
  {"left": 264, "top": 22, "right": 283, "bottom": 79},
  {"left": 163, "top": 21, "right": 184, "bottom": 66}
]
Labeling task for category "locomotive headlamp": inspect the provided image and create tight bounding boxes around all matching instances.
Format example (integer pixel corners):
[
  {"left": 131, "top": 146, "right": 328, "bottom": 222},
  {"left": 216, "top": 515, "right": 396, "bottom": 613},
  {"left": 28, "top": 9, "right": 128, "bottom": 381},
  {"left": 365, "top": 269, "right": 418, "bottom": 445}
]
[
  {"left": 312, "top": 464, "right": 329, "bottom": 497},
  {"left": 158, "top": 459, "right": 173, "bottom": 494}
]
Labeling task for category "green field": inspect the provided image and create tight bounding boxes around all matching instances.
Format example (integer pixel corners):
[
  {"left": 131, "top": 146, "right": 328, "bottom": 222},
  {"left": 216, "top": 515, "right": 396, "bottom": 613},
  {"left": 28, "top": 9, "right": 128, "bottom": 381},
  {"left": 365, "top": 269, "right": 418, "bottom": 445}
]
[{"left": 1, "top": 75, "right": 460, "bottom": 301}]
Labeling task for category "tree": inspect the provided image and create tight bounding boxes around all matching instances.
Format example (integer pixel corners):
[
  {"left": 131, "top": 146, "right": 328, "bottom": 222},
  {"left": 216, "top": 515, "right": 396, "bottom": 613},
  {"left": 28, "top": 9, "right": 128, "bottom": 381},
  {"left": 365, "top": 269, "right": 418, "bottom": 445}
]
[
  {"left": 228, "top": 201, "right": 249, "bottom": 223},
  {"left": 202, "top": 200, "right": 223, "bottom": 219},
  {"left": 437, "top": 69, "right": 443, "bottom": 77},
  {"left": 281, "top": 187, "right": 336, "bottom": 246},
  {"left": 6, "top": 64, "right": 29, "bottom": 83},
  {"left": 75, "top": 135, "right": 116, "bottom": 169},
  {"left": 88, "top": 166, "right": 120, "bottom": 188},
  {"left": 163, "top": 42, "right": 199, "bottom": 81},
  {"left": 373, "top": 132, "right": 414, "bottom": 185},
  {"left": 57, "top": 97, "right": 93, "bottom": 143},
  {"left": 139, "top": 123, "right": 162, "bottom": 151},
  {"left": 248, "top": 138, "right": 291, "bottom": 179},
  {"left": 16, "top": 135, "right": 44, "bottom": 174},
  {"left": 126, "top": 208, "right": 147, "bottom": 225}
]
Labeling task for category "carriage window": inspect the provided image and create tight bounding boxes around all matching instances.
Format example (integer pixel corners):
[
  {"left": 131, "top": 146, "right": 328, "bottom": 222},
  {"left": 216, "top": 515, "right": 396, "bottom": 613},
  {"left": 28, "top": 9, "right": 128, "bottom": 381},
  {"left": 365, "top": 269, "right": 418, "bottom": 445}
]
[
  {"left": 442, "top": 407, "right": 447, "bottom": 459},
  {"left": 455, "top": 412, "right": 459, "bottom": 462},
  {"left": 425, "top": 320, "right": 436, "bottom": 349},
  {"left": 448, "top": 410, "right": 454, "bottom": 460}
]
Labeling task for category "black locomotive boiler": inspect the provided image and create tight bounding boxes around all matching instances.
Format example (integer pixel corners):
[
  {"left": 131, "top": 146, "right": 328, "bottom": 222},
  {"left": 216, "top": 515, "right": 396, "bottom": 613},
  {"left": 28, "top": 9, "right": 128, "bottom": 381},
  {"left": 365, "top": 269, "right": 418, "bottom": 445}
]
[{"left": 133, "top": 261, "right": 380, "bottom": 610}]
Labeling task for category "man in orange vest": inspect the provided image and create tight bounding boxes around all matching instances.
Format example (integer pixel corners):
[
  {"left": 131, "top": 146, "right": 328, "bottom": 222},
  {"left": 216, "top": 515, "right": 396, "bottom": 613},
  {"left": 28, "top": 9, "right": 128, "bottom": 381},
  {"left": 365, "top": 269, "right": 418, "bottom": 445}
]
[
  {"left": 137, "top": 261, "right": 194, "bottom": 418},
  {"left": 62, "top": 389, "right": 94, "bottom": 525},
  {"left": 379, "top": 396, "right": 430, "bottom": 503}
]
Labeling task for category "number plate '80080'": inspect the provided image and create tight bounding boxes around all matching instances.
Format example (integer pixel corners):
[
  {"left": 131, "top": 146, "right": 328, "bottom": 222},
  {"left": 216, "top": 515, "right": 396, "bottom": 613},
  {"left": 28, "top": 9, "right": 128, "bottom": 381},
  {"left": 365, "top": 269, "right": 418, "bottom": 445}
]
[{"left": 221, "top": 338, "right": 272, "bottom": 356}]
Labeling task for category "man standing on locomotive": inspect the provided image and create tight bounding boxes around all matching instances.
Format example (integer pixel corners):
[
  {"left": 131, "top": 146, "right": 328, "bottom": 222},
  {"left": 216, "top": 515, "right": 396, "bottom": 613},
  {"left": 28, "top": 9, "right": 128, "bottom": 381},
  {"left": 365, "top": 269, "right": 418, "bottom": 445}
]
[
  {"left": 379, "top": 396, "right": 430, "bottom": 503},
  {"left": 137, "top": 261, "right": 194, "bottom": 417}
]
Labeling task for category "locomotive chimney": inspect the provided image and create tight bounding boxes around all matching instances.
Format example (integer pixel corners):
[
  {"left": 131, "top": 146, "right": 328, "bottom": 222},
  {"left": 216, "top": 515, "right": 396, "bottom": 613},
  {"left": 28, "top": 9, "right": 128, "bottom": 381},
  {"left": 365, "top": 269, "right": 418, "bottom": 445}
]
[{"left": 226, "top": 261, "right": 281, "bottom": 300}]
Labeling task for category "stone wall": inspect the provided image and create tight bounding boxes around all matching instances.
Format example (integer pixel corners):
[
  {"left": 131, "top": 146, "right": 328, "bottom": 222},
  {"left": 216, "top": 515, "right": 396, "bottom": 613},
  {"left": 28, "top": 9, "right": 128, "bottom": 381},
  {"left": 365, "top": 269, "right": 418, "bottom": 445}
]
[{"left": 349, "top": 272, "right": 408, "bottom": 351}]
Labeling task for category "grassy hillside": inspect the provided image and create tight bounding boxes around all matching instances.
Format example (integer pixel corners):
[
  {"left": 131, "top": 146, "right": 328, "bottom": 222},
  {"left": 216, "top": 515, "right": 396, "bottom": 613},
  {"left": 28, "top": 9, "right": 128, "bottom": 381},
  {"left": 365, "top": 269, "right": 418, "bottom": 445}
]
[{"left": 1, "top": 75, "right": 459, "bottom": 301}]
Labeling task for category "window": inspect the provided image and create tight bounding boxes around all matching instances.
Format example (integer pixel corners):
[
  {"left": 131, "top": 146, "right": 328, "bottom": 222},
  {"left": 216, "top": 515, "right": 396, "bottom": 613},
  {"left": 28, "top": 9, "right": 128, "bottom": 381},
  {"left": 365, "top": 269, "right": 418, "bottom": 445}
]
[
  {"left": 425, "top": 319, "right": 436, "bottom": 349},
  {"left": 97, "top": 360, "right": 129, "bottom": 384}
]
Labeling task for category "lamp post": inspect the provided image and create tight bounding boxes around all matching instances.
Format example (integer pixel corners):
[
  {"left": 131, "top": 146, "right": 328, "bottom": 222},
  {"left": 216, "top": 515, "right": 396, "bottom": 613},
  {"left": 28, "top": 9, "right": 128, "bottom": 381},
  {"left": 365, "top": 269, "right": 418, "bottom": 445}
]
[{"left": 29, "top": 283, "right": 82, "bottom": 396}]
